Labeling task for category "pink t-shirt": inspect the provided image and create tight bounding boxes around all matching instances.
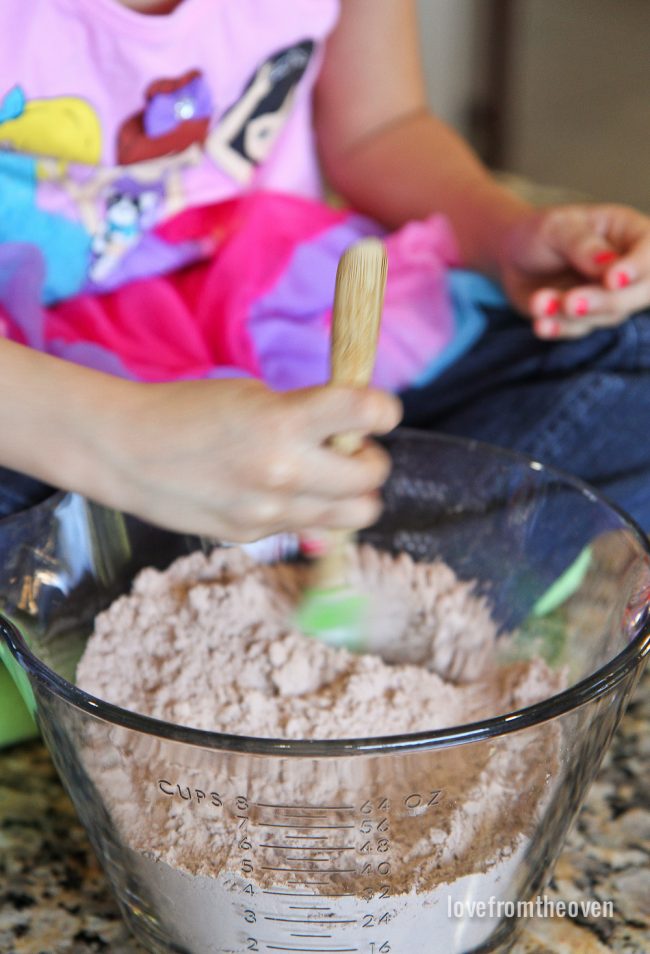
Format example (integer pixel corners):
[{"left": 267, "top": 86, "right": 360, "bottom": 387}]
[
  {"left": 0, "top": 0, "right": 339, "bottom": 299},
  {"left": 0, "top": 0, "right": 466, "bottom": 393}
]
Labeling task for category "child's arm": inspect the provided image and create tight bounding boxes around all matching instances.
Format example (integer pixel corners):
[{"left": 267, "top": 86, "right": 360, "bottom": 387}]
[
  {"left": 316, "top": 0, "right": 650, "bottom": 339},
  {"left": 0, "top": 339, "right": 401, "bottom": 538},
  {"left": 315, "top": 0, "right": 530, "bottom": 280}
]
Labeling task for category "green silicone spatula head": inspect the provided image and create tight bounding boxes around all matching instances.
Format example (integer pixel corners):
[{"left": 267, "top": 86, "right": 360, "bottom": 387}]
[{"left": 296, "top": 237, "right": 388, "bottom": 650}]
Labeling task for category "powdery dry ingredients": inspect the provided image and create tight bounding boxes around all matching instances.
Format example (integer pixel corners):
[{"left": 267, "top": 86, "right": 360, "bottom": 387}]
[{"left": 76, "top": 545, "right": 564, "bottom": 954}]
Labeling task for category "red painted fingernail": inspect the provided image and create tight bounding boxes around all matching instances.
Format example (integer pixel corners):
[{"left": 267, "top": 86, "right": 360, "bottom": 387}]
[
  {"left": 616, "top": 271, "right": 631, "bottom": 288},
  {"left": 594, "top": 250, "right": 618, "bottom": 265},
  {"left": 299, "top": 536, "right": 328, "bottom": 558},
  {"left": 573, "top": 297, "right": 589, "bottom": 317},
  {"left": 544, "top": 297, "right": 560, "bottom": 317},
  {"left": 537, "top": 319, "right": 560, "bottom": 339}
]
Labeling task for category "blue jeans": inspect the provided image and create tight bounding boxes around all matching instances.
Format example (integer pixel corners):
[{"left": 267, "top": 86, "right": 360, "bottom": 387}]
[
  {"left": 400, "top": 304, "right": 650, "bottom": 533},
  {"left": 0, "top": 305, "right": 649, "bottom": 531},
  {"left": 0, "top": 467, "right": 54, "bottom": 520}
]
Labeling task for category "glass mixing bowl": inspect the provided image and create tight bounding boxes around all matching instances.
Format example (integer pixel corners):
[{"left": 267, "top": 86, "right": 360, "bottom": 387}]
[{"left": 1, "top": 431, "right": 649, "bottom": 954}]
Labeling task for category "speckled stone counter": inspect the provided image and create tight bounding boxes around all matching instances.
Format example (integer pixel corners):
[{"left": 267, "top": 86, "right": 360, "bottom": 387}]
[{"left": 1, "top": 666, "right": 648, "bottom": 954}]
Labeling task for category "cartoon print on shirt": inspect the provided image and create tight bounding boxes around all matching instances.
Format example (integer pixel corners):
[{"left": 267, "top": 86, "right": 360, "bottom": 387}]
[
  {"left": 90, "top": 177, "right": 163, "bottom": 283},
  {"left": 44, "top": 143, "right": 203, "bottom": 240},
  {"left": 0, "top": 150, "right": 91, "bottom": 303},
  {"left": 117, "top": 70, "right": 213, "bottom": 165},
  {"left": 0, "top": 85, "right": 101, "bottom": 164},
  {"left": 0, "top": 85, "right": 94, "bottom": 303},
  {"left": 206, "top": 40, "right": 315, "bottom": 184},
  {"left": 0, "top": 36, "right": 316, "bottom": 298}
]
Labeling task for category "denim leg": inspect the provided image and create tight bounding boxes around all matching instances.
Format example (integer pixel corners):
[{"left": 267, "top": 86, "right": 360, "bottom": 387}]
[
  {"left": 400, "top": 306, "right": 650, "bottom": 532},
  {"left": 0, "top": 466, "right": 55, "bottom": 520}
]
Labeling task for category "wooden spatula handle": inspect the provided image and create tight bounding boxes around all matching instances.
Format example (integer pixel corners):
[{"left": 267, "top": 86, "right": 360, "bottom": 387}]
[
  {"left": 313, "top": 239, "right": 387, "bottom": 589},
  {"left": 329, "top": 238, "right": 388, "bottom": 455}
]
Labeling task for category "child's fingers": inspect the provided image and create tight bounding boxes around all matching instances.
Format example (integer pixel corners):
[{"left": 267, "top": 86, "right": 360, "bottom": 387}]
[
  {"left": 280, "top": 491, "right": 383, "bottom": 534},
  {"left": 224, "top": 490, "right": 383, "bottom": 540},
  {"left": 243, "top": 439, "right": 392, "bottom": 501},
  {"left": 532, "top": 280, "right": 646, "bottom": 322},
  {"left": 531, "top": 278, "right": 650, "bottom": 340},
  {"left": 240, "top": 387, "right": 398, "bottom": 503},
  {"left": 533, "top": 316, "right": 599, "bottom": 340},
  {"left": 541, "top": 209, "right": 618, "bottom": 280},
  {"left": 542, "top": 204, "right": 650, "bottom": 280},
  {"left": 565, "top": 282, "right": 650, "bottom": 322},
  {"left": 299, "top": 530, "right": 329, "bottom": 557},
  {"left": 514, "top": 205, "right": 650, "bottom": 340},
  {"left": 602, "top": 232, "right": 650, "bottom": 294},
  {"left": 298, "top": 441, "right": 393, "bottom": 499},
  {"left": 308, "top": 491, "right": 383, "bottom": 531},
  {"left": 529, "top": 287, "right": 570, "bottom": 322},
  {"left": 301, "top": 386, "right": 403, "bottom": 440}
]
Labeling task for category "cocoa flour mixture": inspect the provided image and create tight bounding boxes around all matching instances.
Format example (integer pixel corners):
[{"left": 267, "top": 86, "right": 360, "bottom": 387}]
[
  {"left": 75, "top": 545, "right": 563, "bottom": 904},
  {"left": 77, "top": 544, "right": 557, "bottom": 738}
]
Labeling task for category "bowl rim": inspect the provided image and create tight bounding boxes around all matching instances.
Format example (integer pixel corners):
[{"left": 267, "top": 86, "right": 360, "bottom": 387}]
[
  {"left": 2, "top": 432, "right": 650, "bottom": 757},
  {"left": 3, "top": 613, "right": 649, "bottom": 756}
]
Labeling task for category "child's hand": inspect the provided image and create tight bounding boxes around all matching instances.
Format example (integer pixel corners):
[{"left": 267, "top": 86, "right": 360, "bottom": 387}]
[
  {"left": 497, "top": 204, "right": 650, "bottom": 339},
  {"left": 102, "top": 378, "right": 402, "bottom": 540}
]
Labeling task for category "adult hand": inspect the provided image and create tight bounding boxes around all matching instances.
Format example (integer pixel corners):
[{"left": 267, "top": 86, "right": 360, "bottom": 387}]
[
  {"left": 497, "top": 204, "right": 650, "bottom": 339},
  {"left": 101, "top": 378, "right": 402, "bottom": 541}
]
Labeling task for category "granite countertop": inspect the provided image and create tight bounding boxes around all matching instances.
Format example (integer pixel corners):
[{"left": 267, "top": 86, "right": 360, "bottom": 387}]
[{"left": 1, "top": 666, "right": 648, "bottom": 954}]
